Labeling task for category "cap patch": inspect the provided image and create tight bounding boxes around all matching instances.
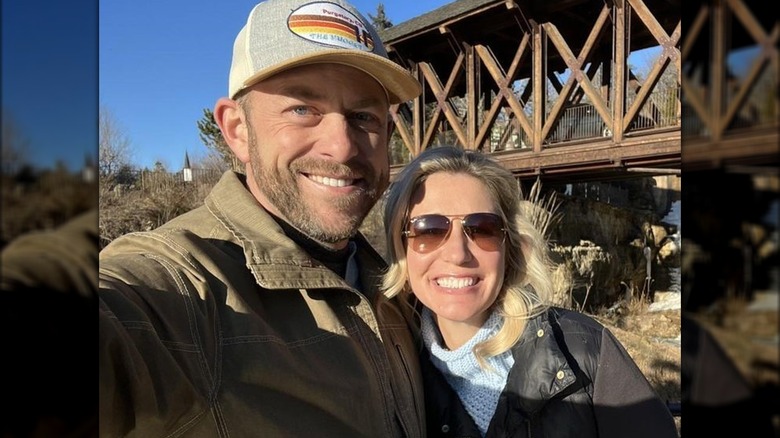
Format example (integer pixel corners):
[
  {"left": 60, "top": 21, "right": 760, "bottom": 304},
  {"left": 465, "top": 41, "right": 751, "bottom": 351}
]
[{"left": 288, "top": 2, "right": 375, "bottom": 52}]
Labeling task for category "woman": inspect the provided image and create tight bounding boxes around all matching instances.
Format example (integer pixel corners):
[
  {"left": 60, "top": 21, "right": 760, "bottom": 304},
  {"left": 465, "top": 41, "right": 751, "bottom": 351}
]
[{"left": 381, "top": 146, "right": 677, "bottom": 438}]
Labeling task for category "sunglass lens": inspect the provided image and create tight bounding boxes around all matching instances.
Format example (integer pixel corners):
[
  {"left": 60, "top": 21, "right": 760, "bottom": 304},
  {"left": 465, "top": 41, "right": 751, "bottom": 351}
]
[
  {"left": 409, "top": 215, "right": 451, "bottom": 253},
  {"left": 463, "top": 213, "right": 505, "bottom": 251}
]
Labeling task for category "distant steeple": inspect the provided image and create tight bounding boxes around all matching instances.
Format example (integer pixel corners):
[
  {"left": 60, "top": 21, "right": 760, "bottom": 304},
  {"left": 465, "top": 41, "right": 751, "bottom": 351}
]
[{"left": 182, "top": 151, "right": 193, "bottom": 182}]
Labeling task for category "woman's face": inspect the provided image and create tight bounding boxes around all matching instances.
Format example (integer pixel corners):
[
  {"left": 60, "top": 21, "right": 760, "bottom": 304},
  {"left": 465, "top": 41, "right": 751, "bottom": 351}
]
[{"left": 405, "top": 172, "right": 506, "bottom": 334}]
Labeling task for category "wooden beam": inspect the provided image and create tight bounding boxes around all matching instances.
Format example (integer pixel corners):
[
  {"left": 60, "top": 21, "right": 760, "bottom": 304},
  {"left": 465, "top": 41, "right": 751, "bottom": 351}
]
[
  {"left": 712, "top": 1, "right": 726, "bottom": 140},
  {"left": 627, "top": 0, "right": 671, "bottom": 46},
  {"left": 614, "top": 0, "right": 627, "bottom": 142},
  {"left": 474, "top": 36, "right": 533, "bottom": 149},
  {"left": 533, "top": 20, "right": 544, "bottom": 151},
  {"left": 543, "top": 12, "right": 613, "bottom": 135},
  {"left": 466, "top": 43, "right": 478, "bottom": 149},
  {"left": 413, "top": 65, "right": 424, "bottom": 155},
  {"left": 389, "top": 104, "right": 414, "bottom": 157},
  {"left": 419, "top": 59, "right": 469, "bottom": 148}
]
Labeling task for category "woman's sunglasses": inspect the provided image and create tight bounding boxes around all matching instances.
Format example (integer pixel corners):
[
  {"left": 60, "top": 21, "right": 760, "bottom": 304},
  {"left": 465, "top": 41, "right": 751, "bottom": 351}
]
[{"left": 403, "top": 212, "right": 506, "bottom": 254}]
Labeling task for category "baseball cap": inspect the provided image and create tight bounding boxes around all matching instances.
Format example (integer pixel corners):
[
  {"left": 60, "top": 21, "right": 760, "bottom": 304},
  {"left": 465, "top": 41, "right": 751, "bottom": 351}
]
[{"left": 228, "top": 0, "right": 422, "bottom": 104}]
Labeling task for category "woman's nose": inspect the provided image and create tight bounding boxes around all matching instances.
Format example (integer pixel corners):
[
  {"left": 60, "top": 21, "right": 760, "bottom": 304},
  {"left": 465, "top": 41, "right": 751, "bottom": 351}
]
[{"left": 440, "top": 221, "right": 473, "bottom": 264}]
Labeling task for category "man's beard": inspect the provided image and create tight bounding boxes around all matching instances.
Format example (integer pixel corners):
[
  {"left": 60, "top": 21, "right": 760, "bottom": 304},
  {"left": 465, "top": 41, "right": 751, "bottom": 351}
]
[{"left": 247, "top": 128, "right": 386, "bottom": 244}]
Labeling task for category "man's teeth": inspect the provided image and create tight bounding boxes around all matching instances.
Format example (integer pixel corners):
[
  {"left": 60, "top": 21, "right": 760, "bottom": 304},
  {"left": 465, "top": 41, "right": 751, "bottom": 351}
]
[
  {"left": 309, "top": 175, "right": 353, "bottom": 187},
  {"left": 436, "top": 277, "right": 476, "bottom": 289}
]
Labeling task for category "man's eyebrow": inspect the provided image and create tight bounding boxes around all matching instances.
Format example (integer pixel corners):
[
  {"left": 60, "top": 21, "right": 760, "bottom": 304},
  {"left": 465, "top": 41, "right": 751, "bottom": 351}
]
[
  {"left": 351, "top": 96, "right": 387, "bottom": 109},
  {"left": 278, "top": 85, "right": 324, "bottom": 101},
  {"left": 277, "top": 85, "right": 386, "bottom": 108}
]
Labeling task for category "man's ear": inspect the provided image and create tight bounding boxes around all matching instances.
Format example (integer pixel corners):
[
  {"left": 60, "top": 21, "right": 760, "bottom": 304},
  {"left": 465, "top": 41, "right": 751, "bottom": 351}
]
[{"left": 214, "top": 97, "right": 250, "bottom": 163}]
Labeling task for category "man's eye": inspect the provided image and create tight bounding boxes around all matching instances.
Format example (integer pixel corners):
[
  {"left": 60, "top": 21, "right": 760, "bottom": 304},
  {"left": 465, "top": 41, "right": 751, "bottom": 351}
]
[
  {"left": 351, "top": 112, "right": 377, "bottom": 123},
  {"left": 292, "top": 106, "right": 311, "bottom": 116}
]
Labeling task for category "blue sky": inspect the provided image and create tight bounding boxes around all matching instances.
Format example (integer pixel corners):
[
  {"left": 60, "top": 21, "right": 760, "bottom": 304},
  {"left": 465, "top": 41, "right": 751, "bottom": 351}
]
[
  {"left": 99, "top": 1, "right": 454, "bottom": 171},
  {"left": 3, "top": 0, "right": 689, "bottom": 173},
  {"left": 2, "top": 0, "right": 98, "bottom": 172}
]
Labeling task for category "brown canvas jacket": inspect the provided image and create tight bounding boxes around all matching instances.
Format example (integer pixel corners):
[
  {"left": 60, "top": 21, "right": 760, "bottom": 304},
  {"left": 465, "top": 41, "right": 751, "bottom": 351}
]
[{"left": 99, "top": 171, "right": 425, "bottom": 437}]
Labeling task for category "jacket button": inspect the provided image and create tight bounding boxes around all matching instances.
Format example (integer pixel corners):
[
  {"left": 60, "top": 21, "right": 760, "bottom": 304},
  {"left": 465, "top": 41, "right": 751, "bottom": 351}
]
[
  {"left": 441, "top": 424, "right": 450, "bottom": 433},
  {"left": 537, "top": 329, "right": 544, "bottom": 337},
  {"left": 556, "top": 370, "right": 565, "bottom": 380}
]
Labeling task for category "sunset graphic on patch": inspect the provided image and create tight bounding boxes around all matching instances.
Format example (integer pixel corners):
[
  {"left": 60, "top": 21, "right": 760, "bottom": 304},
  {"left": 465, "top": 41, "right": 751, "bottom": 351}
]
[{"left": 288, "top": 3, "right": 374, "bottom": 52}]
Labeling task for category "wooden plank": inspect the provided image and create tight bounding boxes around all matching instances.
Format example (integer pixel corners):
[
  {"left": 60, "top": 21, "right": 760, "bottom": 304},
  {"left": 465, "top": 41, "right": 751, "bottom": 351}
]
[
  {"left": 683, "top": 128, "right": 779, "bottom": 168},
  {"left": 712, "top": 3, "right": 726, "bottom": 140},
  {"left": 419, "top": 60, "right": 469, "bottom": 148},
  {"left": 475, "top": 33, "right": 530, "bottom": 145},
  {"left": 627, "top": 0, "right": 670, "bottom": 46},
  {"left": 474, "top": 40, "right": 533, "bottom": 148},
  {"left": 722, "top": 41, "right": 775, "bottom": 131},
  {"left": 533, "top": 21, "right": 543, "bottom": 152},
  {"left": 466, "top": 43, "right": 478, "bottom": 149},
  {"left": 544, "top": 21, "right": 613, "bottom": 132},
  {"left": 494, "top": 135, "right": 681, "bottom": 173},
  {"left": 412, "top": 65, "right": 423, "bottom": 155},
  {"left": 389, "top": 104, "right": 414, "bottom": 157},
  {"left": 670, "top": 23, "right": 682, "bottom": 81},
  {"left": 614, "top": 0, "right": 626, "bottom": 142},
  {"left": 474, "top": 86, "right": 506, "bottom": 150},
  {"left": 624, "top": 56, "right": 670, "bottom": 132}
]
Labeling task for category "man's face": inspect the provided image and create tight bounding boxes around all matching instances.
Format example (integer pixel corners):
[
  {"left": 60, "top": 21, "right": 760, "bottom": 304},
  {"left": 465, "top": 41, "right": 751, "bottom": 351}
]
[{"left": 242, "top": 63, "right": 391, "bottom": 247}]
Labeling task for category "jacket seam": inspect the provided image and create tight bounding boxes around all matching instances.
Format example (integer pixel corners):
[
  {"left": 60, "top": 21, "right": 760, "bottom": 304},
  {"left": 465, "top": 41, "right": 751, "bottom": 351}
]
[{"left": 145, "top": 252, "right": 225, "bottom": 435}]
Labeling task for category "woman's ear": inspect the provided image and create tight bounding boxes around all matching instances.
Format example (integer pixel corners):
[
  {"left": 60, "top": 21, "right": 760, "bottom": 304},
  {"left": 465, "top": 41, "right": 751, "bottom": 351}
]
[{"left": 214, "top": 97, "right": 250, "bottom": 163}]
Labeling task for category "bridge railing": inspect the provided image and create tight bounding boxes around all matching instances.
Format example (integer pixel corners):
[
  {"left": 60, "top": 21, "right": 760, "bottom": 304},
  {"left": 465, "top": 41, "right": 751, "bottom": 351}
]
[{"left": 487, "top": 86, "right": 681, "bottom": 151}]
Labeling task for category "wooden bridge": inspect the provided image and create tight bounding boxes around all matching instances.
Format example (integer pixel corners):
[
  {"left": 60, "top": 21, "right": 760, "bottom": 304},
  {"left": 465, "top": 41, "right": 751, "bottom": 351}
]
[{"left": 380, "top": 0, "right": 777, "bottom": 182}]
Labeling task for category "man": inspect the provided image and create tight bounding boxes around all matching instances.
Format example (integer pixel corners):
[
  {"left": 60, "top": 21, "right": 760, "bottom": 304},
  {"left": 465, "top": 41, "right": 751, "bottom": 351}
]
[{"left": 98, "top": 0, "right": 424, "bottom": 436}]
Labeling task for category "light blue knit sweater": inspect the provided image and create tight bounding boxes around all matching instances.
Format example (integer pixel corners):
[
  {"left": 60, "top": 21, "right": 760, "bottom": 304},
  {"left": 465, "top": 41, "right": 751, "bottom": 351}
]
[{"left": 422, "top": 308, "right": 515, "bottom": 436}]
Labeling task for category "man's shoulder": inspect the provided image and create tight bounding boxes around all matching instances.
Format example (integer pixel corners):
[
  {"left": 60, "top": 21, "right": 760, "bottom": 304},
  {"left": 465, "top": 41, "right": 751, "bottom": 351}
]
[{"left": 99, "top": 204, "right": 232, "bottom": 266}]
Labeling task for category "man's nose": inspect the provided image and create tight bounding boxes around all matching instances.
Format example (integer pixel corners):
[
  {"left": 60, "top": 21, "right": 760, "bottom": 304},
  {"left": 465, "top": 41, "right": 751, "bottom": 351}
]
[{"left": 316, "top": 114, "right": 359, "bottom": 162}]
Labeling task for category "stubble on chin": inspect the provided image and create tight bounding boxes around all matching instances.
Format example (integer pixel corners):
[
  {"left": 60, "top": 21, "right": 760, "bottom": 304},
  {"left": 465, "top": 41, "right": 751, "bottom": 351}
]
[
  {"left": 245, "top": 122, "right": 386, "bottom": 243},
  {"left": 251, "top": 156, "right": 381, "bottom": 244}
]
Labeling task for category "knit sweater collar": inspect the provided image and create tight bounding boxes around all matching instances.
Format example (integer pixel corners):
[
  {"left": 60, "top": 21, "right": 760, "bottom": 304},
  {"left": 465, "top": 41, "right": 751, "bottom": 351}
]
[
  {"left": 421, "top": 307, "right": 514, "bottom": 436},
  {"left": 421, "top": 307, "right": 502, "bottom": 358}
]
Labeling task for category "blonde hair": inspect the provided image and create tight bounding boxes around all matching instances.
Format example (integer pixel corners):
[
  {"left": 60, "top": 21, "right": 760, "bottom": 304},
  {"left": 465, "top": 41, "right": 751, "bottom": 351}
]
[{"left": 381, "top": 146, "right": 555, "bottom": 369}]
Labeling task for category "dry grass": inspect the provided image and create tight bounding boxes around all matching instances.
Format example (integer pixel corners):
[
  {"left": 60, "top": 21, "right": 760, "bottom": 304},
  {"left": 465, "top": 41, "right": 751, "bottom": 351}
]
[
  {"left": 99, "top": 175, "right": 215, "bottom": 249},
  {"left": 518, "top": 177, "right": 562, "bottom": 240}
]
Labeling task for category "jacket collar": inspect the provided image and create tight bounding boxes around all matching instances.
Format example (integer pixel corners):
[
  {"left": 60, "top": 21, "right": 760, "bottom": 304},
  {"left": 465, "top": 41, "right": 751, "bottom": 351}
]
[{"left": 203, "top": 171, "right": 385, "bottom": 293}]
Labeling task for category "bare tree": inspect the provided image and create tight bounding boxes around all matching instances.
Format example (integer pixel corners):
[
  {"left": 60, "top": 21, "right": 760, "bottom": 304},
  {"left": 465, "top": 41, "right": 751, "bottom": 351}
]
[
  {"left": 1, "top": 109, "right": 31, "bottom": 175},
  {"left": 191, "top": 150, "right": 230, "bottom": 173},
  {"left": 196, "top": 108, "right": 241, "bottom": 171},
  {"left": 99, "top": 105, "right": 132, "bottom": 177}
]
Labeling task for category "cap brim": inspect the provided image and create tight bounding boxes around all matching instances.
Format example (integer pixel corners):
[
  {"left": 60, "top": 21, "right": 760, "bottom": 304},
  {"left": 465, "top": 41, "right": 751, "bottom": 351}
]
[{"left": 237, "top": 50, "right": 421, "bottom": 104}]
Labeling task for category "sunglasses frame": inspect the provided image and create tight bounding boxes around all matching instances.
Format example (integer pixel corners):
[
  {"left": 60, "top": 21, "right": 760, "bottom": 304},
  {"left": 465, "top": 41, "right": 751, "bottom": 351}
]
[{"left": 402, "top": 212, "right": 507, "bottom": 254}]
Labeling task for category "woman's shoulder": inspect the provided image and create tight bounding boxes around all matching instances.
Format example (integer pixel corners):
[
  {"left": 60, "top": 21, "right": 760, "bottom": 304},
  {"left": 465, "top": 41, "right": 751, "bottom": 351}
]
[{"left": 545, "top": 306, "right": 608, "bottom": 334}]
